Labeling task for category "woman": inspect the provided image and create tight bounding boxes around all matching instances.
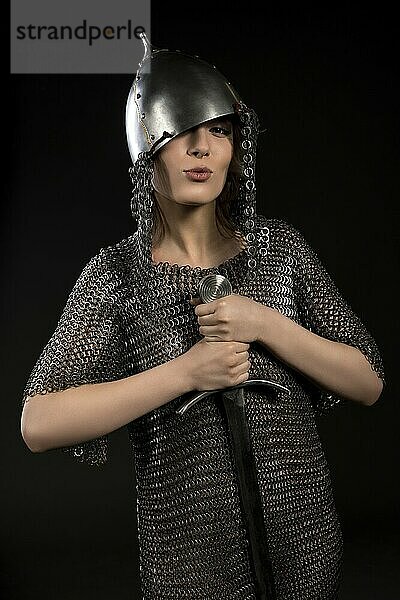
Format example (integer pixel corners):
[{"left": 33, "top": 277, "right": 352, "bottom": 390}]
[{"left": 21, "top": 34, "right": 384, "bottom": 599}]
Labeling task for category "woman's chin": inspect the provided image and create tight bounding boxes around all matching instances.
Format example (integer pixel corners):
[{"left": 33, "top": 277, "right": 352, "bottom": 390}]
[{"left": 160, "top": 195, "right": 219, "bottom": 208}]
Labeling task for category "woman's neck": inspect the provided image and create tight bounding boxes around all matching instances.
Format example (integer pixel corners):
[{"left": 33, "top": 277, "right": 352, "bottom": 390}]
[{"left": 151, "top": 196, "right": 244, "bottom": 268}]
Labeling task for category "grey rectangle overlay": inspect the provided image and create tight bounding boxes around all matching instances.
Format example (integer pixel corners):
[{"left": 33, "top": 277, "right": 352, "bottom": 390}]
[{"left": 11, "top": 0, "right": 151, "bottom": 74}]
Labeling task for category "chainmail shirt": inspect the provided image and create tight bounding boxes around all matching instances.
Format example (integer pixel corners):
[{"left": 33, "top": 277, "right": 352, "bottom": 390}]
[
  {"left": 22, "top": 104, "right": 384, "bottom": 599},
  {"left": 22, "top": 215, "right": 384, "bottom": 599}
]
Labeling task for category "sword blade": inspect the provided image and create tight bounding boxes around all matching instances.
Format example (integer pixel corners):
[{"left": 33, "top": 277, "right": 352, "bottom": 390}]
[
  {"left": 221, "top": 387, "right": 276, "bottom": 600},
  {"left": 189, "top": 273, "right": 281, "bottom": 597}
]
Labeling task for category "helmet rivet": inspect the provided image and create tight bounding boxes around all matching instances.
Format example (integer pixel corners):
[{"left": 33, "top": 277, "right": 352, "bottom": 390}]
[
  {"left": 141, "top": 113, "right": 146, "bottom": 119},
  {"left": 150, "top": 134, "right": 155, "bottom": 140},
  {"left": 137, "top": 93, "right": 141, "bottom": 99}
]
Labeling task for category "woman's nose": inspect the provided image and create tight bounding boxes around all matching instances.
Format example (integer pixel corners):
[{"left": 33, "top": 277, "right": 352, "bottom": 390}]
[{"left": 187, "top": 127, "right": 210, "bottom": 158}]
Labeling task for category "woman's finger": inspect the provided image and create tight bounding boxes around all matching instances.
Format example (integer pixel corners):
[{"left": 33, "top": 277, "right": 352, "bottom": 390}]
[
  {"left": 197, "top": 314, "right": 217, "bottom": 325},
  {"left": 199, "top": 325, "right": 223, "bottom": 338},
  {"left": 233, "top": 359, "right": 251, "bottom": 374},
  {"left": 234, "top": 342, "right": 250, "bottom": 352},
  {"left": 204, "top": 335, "right": 222, "bottom": 342},
  {"left": 194, "top": 301, "right": 217, "bottom": 317},
  {"left": 235, "top": 350, "right": 249, "bottom": 359}
]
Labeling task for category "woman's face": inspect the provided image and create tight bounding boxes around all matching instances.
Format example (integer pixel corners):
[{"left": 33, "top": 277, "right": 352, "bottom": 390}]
[{"left": 153, "top": 117, "right": 234, "bottom": 207}]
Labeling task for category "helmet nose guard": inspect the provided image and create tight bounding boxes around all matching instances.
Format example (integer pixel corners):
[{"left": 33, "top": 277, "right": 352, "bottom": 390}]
[{"left": 126, "top": 33, "right": 242, "bottom": 164}]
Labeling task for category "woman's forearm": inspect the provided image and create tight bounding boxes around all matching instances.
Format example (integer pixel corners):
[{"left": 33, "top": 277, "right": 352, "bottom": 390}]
[
  {"left": 253, "top": 304, "right": 383, "bottom": 406},
  {"left": 21, "top": 354, "right": 193, "bottom": 453}
]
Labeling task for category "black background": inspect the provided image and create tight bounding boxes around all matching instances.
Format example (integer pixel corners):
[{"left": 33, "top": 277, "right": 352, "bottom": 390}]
[{"left": 4, "top": 3, "right": 399, "bottom": 599}]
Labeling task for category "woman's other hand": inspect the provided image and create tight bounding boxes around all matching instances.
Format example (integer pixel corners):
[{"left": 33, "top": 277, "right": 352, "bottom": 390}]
[
  {"left": 183, "top": 338, "right": 250, "bottom": 391},
  {"left": 190, "top": 294, "right": 262, "bottom": 343}
]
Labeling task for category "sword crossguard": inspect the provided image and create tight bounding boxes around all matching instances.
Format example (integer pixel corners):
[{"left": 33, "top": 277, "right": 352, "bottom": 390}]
[
  {"left": 179, "top": 274, "right": 290, "bottom": 418},
  {"left": 176, "top": 379, "right": 290, "bottom": 416}
]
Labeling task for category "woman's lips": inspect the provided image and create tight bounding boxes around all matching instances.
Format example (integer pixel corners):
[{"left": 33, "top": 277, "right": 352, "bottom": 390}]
[{"left": 184, "top": 170, "right": 212, "bottom": 182}]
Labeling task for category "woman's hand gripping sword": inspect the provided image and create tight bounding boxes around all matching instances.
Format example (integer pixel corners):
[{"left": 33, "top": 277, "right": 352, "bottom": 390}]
[{"left": 177, "top": 274, "right": 290, "bottom": 600}]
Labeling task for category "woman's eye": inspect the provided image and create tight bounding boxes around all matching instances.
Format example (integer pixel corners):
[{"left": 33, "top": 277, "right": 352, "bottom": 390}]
[{"left": 210, "top": 126, "right": 232, "bottom": 136}]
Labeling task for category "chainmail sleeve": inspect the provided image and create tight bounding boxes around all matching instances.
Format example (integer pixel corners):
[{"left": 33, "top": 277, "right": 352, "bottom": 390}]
[
  {"left": 282, "top": 219, "right": 385, "bottom": 415},
  {"left": 21, "top": 248, "right": 124, "bottom": 466}
]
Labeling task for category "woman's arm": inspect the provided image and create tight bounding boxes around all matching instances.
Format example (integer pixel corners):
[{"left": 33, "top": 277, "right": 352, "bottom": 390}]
[
  {"left": 21, "top": 353, "right": 191, "bottom": 453},
  {"left": 195, "top": 294, "right": 383, "bottom": 407},
  {"left": 252, "top": 303, "right": 383, "bottom": 406},
  {"left": 193, "top": 219, "right": 385, "bottom": 410},
  {"left": 21, "top": 338, "right": 250, "bottom": 453}
]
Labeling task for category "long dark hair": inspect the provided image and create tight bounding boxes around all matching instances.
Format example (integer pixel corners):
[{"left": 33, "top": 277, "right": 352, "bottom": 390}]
[{"left": 151, "top": 116, "right": 244, "bottom": 247}]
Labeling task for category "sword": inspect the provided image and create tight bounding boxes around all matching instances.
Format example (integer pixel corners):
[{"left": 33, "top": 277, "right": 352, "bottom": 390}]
[{"left": 176, "top": 275, "right": 290, "bottom": 600}]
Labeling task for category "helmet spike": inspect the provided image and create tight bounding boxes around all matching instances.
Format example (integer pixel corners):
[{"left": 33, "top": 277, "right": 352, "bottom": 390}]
[{"left": 138, "top": 31, "right": 152, "bottom": 64}]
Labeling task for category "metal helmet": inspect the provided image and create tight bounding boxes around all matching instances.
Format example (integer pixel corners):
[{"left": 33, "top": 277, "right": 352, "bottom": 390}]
[{"left": 126, "top": 33, "right": 242, "bottom": 163}]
